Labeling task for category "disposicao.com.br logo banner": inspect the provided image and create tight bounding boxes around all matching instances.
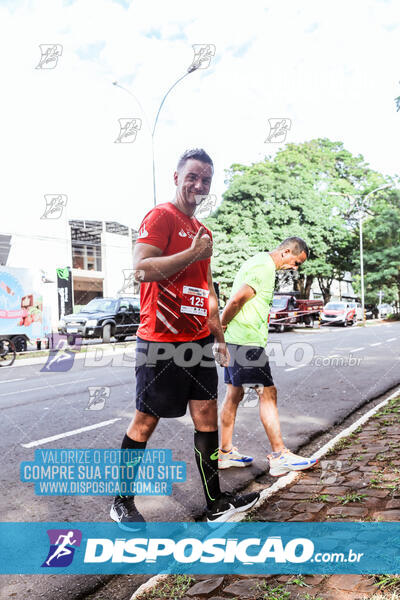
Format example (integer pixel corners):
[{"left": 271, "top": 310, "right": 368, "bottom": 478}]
[{"left": 1, "top": 522, "right": 399, "bottom": 575}]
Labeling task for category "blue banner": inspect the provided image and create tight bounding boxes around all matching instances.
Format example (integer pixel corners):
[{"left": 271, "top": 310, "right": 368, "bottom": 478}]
[
  {"left": 1, "top": 522, "right": 399, "bottom": 574},
  {"left": 20, "top": 449, "right": 186, "bottom": 496}
]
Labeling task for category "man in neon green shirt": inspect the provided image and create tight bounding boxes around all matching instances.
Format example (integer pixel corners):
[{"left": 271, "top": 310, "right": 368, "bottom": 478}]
[{"left": 219, "top": 237, "right": 318, "bottom": 476}]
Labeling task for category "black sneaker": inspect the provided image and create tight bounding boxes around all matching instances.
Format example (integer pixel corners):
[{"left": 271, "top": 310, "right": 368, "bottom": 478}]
[
  {"left": 110, "top": 496, "right": 145, "bottom": 531},
  {"left": 206, "top": 491, "right": 260, "bottom": 522}
]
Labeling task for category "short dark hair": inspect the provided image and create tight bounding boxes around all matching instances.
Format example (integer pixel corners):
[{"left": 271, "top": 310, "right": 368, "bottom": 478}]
[
  {"left": 177, "top": 148, "right": 214, "bottom": 172},
  {"left": 277, "top": 237, "right": 310, "bottom": 258}
]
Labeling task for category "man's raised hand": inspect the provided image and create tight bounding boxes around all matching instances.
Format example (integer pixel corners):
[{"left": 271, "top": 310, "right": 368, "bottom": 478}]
[{"left": 190, "top": 226, "right": 213, "bottom": 261}]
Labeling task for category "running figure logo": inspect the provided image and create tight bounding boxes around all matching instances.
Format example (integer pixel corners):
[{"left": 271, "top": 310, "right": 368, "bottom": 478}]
[
  {"left": 114, "top": 118, "right": 142, "bottom": 143},
  {"left": 41, "top": 334, "right": 81, "bottom": 373},
  {"left": 188, "top": 44, "right": 216, "bottom": 71},
  {"left": 86, "top": 386, "right": 110, "bottom": 410},
  {"left": 242, "top": 384, "right": 264, "bottom": 408},
  {"left": 265, "top": 118, "right": 291, "bottom": 143},
  {"left": 35, "top": 44, "right": 63, "bottom": 69},
  {"left": 320, "top": 459, "right": 342, "bottom": 485},
  {"left": 194, "top": 194, "right": 217, "bottom": 218},
  {"left": 42, "top": 529, "right": 82, "bottom": 567},
  {"left": 118, "top": 269, "right": 145, "bottom": 294},
  {"left": 41, "top": 195, "right": 68, "bottom": 220}
]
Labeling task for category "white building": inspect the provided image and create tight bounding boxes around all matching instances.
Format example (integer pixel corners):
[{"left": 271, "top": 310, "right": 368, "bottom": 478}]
[
  {"left": 69, "top": 219, "right": 138, "bottom": 307},
  {"left": 310, "top": 272, "right": 357, "bottom": 302},
  {"left": 277, "top": 271, "right": 357, "bottom": 302},
  {"left": 0, "top": 213, "right": 138, "bottom": 331}
]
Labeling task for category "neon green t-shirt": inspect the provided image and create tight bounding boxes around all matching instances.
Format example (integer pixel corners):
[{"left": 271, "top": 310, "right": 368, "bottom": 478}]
[{"left": 224, "top": 253, "right": 276, "bottom": 347}]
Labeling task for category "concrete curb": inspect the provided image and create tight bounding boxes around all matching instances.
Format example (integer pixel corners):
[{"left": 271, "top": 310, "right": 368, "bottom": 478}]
[{"left": 128, "top": 384, "right": 400, "bottom": 599}]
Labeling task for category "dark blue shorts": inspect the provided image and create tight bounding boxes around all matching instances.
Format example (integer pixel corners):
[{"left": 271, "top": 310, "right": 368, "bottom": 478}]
[
  {"left": 224, "top": 343, "right": 274, "bottom": 388},
  {"left": 135, "top": 335, "right": 218, "bottom": 418}
]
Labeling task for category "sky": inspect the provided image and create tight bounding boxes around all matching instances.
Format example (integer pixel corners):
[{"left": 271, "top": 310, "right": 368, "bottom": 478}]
[{"left": 1, "top": 0, "right": 399, "bottom": 234}]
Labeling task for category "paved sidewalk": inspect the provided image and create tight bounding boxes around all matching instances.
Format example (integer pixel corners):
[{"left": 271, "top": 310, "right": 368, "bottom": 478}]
[{"left": 130, "top": 395, "right": 400, "bottom": 600}]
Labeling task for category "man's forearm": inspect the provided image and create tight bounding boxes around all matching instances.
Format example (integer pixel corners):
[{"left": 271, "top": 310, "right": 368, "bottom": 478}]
[
  {"left": 208, "top": 292, "right": 225, "bottom": 343},
  {"left": 221, "top": 299, "right": 244, "bottom": 329},
  {"left": 134, "top": 248, "right": 196, "bottom": 282},
  {"left": 208, "top": 315, "right": 225, "bottom": 343}
]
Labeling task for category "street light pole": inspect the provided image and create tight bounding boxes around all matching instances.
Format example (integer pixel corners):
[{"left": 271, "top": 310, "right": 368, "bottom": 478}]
[
  {"left": 359, "top": 210, "right": 365, "bottom": 323},
  {"left": 113, "top": 70, "right": 197, "bottom": 207},
  {"left": 328, "top": 183, "right": 391, "bottom": 323},
  {"left": 151, "top": 71, "right": 193, "bottom": 207}
]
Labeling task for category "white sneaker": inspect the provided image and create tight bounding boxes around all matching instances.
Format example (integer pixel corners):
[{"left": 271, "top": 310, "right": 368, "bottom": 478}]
[
  {"left": 218, "top": 446, "right": 253, "bottom": 469},
  {"left": 268, "top": 448, "right": 318, "bottom": 477}
]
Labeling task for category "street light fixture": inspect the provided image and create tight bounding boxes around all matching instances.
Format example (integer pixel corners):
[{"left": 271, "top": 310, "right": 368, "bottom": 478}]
[
  {"left": 113, "top": 65, "right": 201, "bottom": 207},
  {"left": 328, "top": 184, "right": 391, "bottom": 323}
]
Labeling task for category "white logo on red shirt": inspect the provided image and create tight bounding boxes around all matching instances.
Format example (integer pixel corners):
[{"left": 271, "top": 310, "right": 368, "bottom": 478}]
[
  {"left": 178, "top": 229, "right": 187, "bottom": 237},
  {"left": 138, "top": 224, "right": 148, "bottom": 238}
]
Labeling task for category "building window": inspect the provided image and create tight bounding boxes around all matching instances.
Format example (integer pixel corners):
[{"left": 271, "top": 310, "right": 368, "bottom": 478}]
[{"left": 72, "top": 243, "right": 102, "bottom": 271}]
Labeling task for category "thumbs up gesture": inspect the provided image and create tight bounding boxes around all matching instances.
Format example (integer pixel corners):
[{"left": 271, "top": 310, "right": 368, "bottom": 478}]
[{"left": 190, "top": 227, "right": 213, "bottom": 261}]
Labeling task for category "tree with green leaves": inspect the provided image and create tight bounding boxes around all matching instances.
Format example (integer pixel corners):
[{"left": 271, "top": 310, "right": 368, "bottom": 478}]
[
  {"left": 206, "top": 138, "right": 385, "bottom": 302},
  {"left": 353, "top": 189, "right": 400, "bottom": 309}
]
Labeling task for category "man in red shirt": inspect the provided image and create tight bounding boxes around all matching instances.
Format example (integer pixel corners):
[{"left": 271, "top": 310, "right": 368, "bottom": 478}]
[{"left": 110, "top": 149, "right": 259, "bottom": 525}]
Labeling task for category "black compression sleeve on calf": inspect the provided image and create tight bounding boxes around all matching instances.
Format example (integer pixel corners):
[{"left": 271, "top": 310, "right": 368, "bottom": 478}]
[
  {"left": 194, "top": 429, "right": 222, "bottom": 508},
  {"left": 116, "top": 435, "right": 147, "bottom": 500},
  {"left": 121, "top": 434, "right": 147, "bottom": 450}
]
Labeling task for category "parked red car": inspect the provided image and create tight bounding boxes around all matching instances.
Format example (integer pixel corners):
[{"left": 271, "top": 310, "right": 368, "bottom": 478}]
[
  {"left": 321, "top": 301, "right": 356, "bottom": 327},
  {"left": 269, "top": 294, "right": 324, "bottom": 333}
]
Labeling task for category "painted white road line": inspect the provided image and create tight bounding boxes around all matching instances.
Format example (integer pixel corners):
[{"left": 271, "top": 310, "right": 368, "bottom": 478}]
[
  {"left": 0, "top": 378, "right": 25, "bottom": 384},
  {"left": 350, "top": 347, "right": 365, "bottom": 352},
  {"left": 0, "top": 377, "right": 95, "bottom": 397},
  {"left": 21, "top": 418, "right": 122, "bottom": 448},
  {"left": 370, "top": 342, "right": 382, "bottom": 347},
  {"left": 285, "top": 364, "right": 307, "bottom": 372},
  {"left": 387, "top": 337, "right": 397, "bottom": 342}
]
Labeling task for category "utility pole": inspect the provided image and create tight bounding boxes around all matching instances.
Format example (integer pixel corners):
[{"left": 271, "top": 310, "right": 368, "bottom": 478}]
[
  {"left": 359, "top": 211, "right": 365, "bottom": 323},
  {"left": 113, "top": 47, "right": 213, "bottom": 207},
  {"left": 378, "top": 289, "right": 383, "bottom": 319},
  {"left": 328, "top": 184, "right": 391, "bottom": 325}
]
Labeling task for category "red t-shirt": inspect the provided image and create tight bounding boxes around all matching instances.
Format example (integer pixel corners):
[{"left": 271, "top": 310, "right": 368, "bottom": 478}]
[{"left": 136, "top": 202, "right": 212, "bottom": 342}]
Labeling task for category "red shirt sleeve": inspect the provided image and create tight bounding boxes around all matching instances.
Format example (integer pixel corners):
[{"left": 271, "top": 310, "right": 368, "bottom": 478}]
[{"left": 136, "top": 208, "right": 172, "bottom": 252}]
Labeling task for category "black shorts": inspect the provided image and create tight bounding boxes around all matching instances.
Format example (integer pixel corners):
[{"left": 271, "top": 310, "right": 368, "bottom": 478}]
[
  {"left": 224, "top": 343, "right": 274, "bottom": 388},
  {"left": 135, "top": 334, "right": 218, "bottom": 418}
]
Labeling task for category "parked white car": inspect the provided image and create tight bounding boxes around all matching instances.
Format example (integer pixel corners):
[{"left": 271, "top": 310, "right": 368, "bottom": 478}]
[
  {"left": 348, "top": 301, "right": 363, "bottom": 321},
  {"left": 378, "top": 303, "right": 393, "bottom": 318}
]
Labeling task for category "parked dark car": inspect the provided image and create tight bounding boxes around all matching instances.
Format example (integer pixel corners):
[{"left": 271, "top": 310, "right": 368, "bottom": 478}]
[
  {"left": 58, "top": 297, "right": 140, "bottom": 344},
  {"left": 365, "top": 304, "right": 379, "bottom": 319}
]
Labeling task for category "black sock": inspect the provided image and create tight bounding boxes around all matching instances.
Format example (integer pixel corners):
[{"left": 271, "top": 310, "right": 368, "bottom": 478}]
[
  {"left": 194, "top": 430, "right": 222, "bottom": 508},
  {"left": 115, "top": 434, "right": 147, "bottom": 501},
  {"left": 121, "top": 434, "right": 147, "bottom": 450}
]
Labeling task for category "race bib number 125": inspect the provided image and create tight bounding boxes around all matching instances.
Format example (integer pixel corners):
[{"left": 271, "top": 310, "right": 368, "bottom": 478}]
[{"left": 181, "top": 286, "right": 209, "bottom": 317}]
